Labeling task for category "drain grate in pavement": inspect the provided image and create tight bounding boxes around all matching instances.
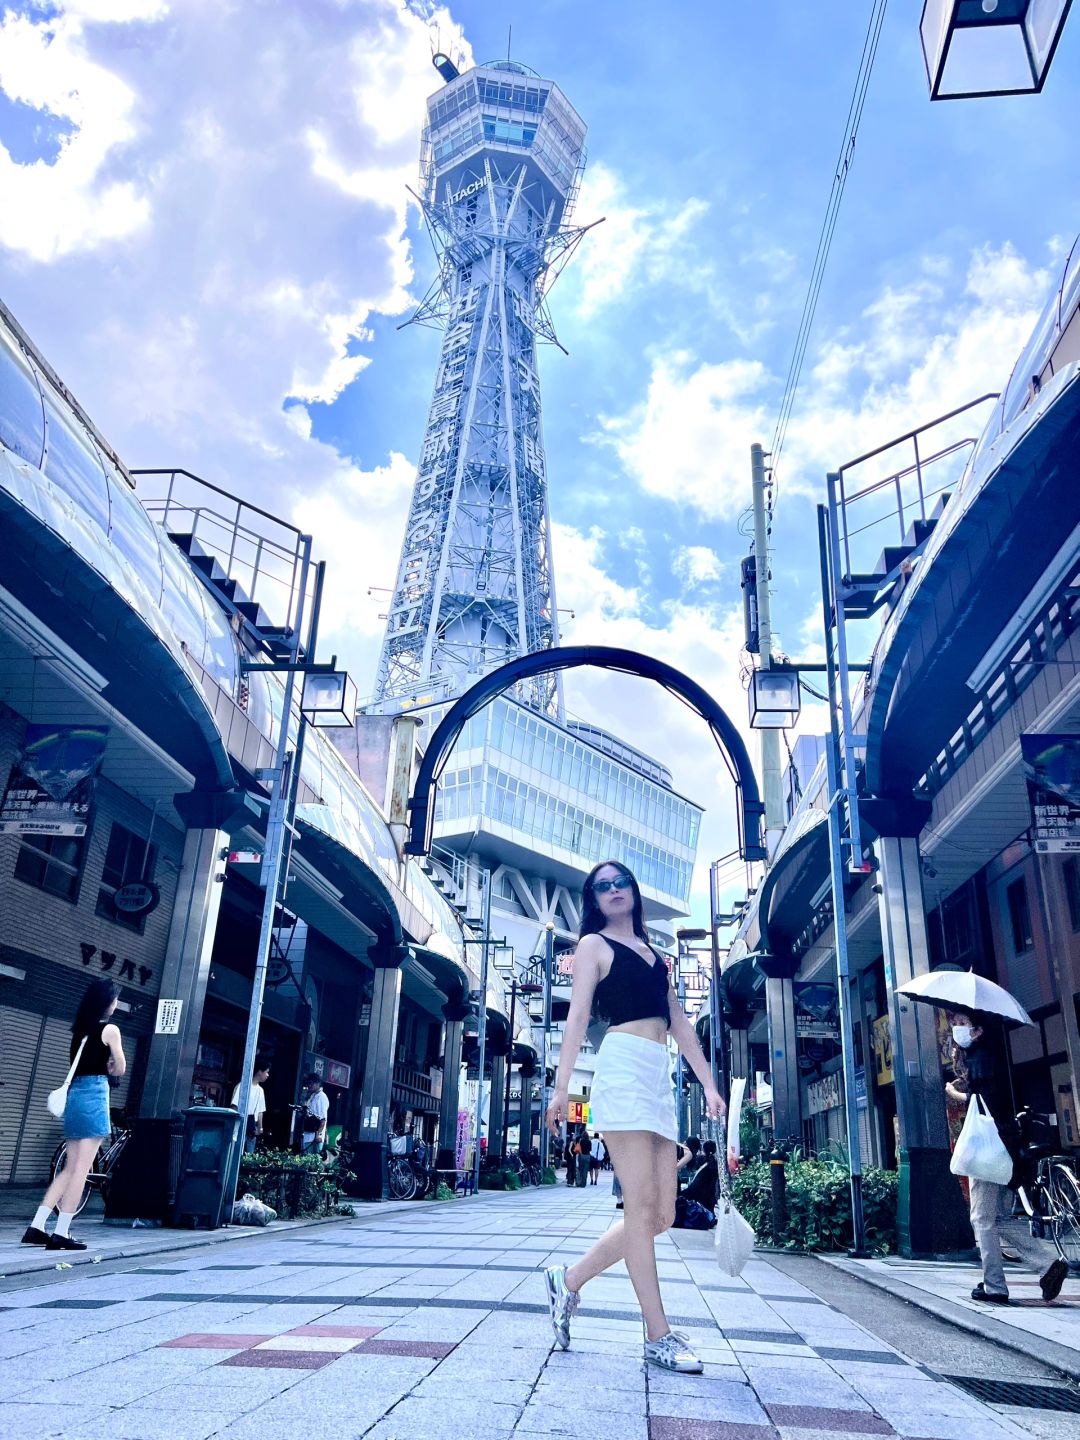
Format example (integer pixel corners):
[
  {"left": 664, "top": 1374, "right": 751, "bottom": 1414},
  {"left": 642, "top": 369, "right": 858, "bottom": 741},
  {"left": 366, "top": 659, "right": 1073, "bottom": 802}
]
[{"left": 942, "top": 1376, "right": 1080, "bottom": 1411}]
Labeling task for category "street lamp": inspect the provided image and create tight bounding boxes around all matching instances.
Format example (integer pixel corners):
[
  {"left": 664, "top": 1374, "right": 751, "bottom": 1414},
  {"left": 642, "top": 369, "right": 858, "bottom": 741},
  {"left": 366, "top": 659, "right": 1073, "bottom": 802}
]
[
  {"left": 676, "top": 929, "right": 709, "bottom": 1140},
  {"left": 300, "top": 667, "right": 358, "bottom": 728},
  {"left": 501, "top": 973, "right": 543, "bottom": 1161},
  {"left": 921, "top": 0, "right": 1072, "bottom": 99},
  {"left": 748, "top": 665, "right": 801, "bottom": 731}
]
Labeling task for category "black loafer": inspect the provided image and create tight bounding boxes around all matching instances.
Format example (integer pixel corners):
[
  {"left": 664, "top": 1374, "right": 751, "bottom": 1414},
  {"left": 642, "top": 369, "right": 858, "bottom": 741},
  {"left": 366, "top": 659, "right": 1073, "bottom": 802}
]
[
  {"left": 1040, "top": 1258, "right": 1069, "bottom": 1302},
  {"left": 46, "top": 1233, "right": 87, "bottom": 1251},
  {"left": 21, "top": 1226, "right": 49, "bottom": 1246},
  {"left": 971, "top": 1283, "right": 1009, "bottom": 1305}
]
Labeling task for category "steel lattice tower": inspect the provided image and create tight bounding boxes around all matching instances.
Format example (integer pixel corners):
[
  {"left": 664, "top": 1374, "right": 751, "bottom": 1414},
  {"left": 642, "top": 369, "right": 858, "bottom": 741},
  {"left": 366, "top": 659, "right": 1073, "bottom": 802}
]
[{"left": 372, "top": 58, "right": 590, "bottom": 717}]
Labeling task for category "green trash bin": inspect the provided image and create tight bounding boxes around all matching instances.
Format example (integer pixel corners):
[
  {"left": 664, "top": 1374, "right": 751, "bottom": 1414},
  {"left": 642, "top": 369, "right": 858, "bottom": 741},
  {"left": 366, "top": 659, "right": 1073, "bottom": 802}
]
[{"left": 173, "top": 1107, "right": 243, "bottom": 1229}]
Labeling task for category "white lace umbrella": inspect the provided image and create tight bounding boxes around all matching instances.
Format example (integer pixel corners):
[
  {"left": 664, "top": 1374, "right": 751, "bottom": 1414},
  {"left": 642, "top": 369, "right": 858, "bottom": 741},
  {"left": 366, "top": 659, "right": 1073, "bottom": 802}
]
[{"left": 896, "top": 969, "right": 1033, "bottom": 1027}]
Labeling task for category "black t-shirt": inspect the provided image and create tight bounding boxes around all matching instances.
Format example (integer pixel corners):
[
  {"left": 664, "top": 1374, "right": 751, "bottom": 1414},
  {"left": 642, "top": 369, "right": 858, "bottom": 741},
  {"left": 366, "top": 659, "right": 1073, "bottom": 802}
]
[{"left": 963, "top": 1038, "right": 1019, "bottom": 1158}]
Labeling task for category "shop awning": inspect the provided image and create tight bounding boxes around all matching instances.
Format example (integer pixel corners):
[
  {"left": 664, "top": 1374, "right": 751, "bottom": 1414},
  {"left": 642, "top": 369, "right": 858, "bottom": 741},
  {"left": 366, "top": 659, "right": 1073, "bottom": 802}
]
[{"left": 757, "top": 808, "right": 830, "bottom": 975}]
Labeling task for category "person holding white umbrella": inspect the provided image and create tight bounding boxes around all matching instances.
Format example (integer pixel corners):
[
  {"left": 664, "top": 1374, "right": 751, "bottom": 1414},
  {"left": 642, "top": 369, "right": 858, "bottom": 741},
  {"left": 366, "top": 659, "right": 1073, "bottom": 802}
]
[{"left": 897, "top": 969, "right": 1068, "bottom": 1305}]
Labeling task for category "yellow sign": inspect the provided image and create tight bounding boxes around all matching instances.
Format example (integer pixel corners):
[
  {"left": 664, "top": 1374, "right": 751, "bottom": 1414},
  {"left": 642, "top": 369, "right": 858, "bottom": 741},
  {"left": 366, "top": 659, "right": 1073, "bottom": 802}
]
[
  {"left": 872, "top": 1014, "right": 894, "bottom": 1086},
  {"left": 568, "top": 1100, "right": 591, "bottom": 1126}
]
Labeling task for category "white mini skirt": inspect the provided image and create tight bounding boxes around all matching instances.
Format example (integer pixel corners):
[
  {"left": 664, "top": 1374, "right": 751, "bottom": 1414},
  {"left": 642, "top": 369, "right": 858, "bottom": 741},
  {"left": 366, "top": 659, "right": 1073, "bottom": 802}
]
[{"left": 589, "top": 1031, "right": 677, "bottom": 1142}]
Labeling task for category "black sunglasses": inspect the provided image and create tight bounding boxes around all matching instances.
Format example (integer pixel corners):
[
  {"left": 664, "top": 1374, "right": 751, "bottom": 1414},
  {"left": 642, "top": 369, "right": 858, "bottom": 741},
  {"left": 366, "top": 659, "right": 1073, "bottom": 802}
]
[{"left": 592, "top": 874, "right": 632, "bottom": 896}]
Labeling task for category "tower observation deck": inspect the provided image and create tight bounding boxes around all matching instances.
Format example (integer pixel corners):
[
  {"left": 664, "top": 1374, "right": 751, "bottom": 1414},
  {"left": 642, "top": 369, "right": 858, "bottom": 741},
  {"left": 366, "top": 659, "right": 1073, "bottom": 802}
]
[{"left": 372, "top": 60, "right": 590, "bottom": 716}]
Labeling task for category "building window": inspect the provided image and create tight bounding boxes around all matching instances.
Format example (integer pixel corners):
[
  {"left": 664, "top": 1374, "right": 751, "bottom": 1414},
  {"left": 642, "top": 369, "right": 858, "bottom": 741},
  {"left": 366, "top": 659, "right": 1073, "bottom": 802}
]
[
  {"left": 1006, "top": 878, "right": 1034, "bottom": 954},
  {"left": 13, "top": 834, "right": 85, "bottom": 902},
  {"left": 96, "top": 822, "right": 157, "bottom": 933},
  {"left": 1065, "top": 859, "right": 1080, "bottom": 933}
]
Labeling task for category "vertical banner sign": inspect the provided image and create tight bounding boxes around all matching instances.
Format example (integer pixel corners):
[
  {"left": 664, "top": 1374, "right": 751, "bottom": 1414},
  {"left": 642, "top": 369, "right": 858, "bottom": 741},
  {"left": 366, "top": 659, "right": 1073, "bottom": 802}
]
[
  {"left": 1022, "top": 734, "right": 1080, "bottom": 853},
  {"left": 0, "top": 724, "right": 109, "bottom": 836},
  {"left": 455, "top": 1108, "right": 470, "bottom": 1170}
]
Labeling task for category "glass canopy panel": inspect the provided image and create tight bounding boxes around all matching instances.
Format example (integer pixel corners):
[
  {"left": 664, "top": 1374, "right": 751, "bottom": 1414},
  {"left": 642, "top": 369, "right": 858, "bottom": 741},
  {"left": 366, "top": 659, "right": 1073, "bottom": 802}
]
[
  {"left": 0, "top": 330, "right": 45, "bottom": 467},
  {"left": 42, "top": 396, "right": 111, "bottom": 538}
]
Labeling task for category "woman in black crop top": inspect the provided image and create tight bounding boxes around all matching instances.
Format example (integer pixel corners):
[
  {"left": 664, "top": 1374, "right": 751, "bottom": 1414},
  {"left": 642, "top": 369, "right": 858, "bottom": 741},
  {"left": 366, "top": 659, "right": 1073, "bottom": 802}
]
[
  {"left": 542, "top": 860, "right": 725, "bottom": 1376},
  {"left": 22, "top": 979, "right": 126, "bottom": 1252}
]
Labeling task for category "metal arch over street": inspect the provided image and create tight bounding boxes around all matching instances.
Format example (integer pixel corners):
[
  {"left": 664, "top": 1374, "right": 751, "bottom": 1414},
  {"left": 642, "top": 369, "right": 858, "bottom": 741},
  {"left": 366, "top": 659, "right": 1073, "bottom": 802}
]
[{"left": 405, "top": 645, "right": 766, "bottom": 862}]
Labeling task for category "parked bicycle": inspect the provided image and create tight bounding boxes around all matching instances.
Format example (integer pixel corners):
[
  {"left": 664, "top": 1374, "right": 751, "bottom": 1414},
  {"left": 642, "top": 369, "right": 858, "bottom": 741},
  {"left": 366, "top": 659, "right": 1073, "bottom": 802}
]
[
  {"left": 1014, "top": 1107, "right": 1080, "bottom": 1267},
  {"left": 49, "top": 1124, "right": 130, "bottom": 1217}
]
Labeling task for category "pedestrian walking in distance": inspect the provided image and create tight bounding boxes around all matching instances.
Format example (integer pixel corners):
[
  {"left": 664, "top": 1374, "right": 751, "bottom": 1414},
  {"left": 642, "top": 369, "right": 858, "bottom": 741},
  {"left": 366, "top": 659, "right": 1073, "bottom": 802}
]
[
  {"left": 301, "top": 1072, "right": 329, "bottom": 1155},
  {"left": 945, "top": 1009, "right": 1068, "bottom": 1305},
  {"left": 589, "top": 1133, "right": 605, "bottom": 1185},
  {"left": 574, "top": 1127, "right": 591, "bottom": 1186},
  {"left": 23, "top": 978, "right": 126, "bottom": 1251},
  {"left": 544, "top": 860, "right": 726, "bottom": 1374},
  {"left": 231, "top": 1057, "right": 270, "bottom": 1153}
]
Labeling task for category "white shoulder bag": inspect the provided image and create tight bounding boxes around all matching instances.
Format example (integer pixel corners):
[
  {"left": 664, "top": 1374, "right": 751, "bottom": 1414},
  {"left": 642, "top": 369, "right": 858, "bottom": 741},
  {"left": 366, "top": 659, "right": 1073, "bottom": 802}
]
[{"left": 47, "top": 1037, "right": 87, "bottom": 1119}]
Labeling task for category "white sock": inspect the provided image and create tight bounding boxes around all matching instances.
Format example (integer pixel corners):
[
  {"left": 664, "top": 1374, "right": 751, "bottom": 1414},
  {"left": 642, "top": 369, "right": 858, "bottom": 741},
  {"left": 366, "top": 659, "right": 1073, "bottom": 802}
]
[
  {"left": 32, "top": 1205, "right": 51, "bottom": 1232},
  {"left": 54, "top": 1211, "right": 74, "bottom": 1238}
]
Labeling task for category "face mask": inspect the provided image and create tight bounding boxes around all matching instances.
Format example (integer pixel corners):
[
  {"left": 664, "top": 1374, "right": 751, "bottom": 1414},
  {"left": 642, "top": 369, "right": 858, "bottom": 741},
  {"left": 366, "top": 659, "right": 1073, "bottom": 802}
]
[{"left": 952, "top": 1025, "right": 975, "bottom": 1049}]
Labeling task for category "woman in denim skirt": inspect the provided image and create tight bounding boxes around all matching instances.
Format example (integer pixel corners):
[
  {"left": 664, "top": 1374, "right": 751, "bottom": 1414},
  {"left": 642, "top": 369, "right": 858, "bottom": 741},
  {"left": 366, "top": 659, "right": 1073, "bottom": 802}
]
[{"left": 22, "top": 978, "right": 126, "bottom": 1251}]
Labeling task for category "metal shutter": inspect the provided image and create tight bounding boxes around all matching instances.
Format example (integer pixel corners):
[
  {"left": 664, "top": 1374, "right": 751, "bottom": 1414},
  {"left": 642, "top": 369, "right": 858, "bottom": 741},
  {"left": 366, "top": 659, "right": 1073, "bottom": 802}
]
[
  {"left": 0, "top": 1007, "right": 45, "bottom": 1183},
  {"left": 12, "top": 1017, "right": 69, "bottom": 1184}
]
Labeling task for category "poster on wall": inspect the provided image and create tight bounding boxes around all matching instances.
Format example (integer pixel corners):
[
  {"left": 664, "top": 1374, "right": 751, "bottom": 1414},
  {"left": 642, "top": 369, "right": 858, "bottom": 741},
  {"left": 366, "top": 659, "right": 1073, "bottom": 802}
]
[
  {"left": 0, "top": 724, "right": 109, "bottom": 836},
  {"left": 1022, "top": 733, "right": 1080, "bottom": 853},
  {"left": 793, "top": 981, "right": 840, "bottom": 1040}
]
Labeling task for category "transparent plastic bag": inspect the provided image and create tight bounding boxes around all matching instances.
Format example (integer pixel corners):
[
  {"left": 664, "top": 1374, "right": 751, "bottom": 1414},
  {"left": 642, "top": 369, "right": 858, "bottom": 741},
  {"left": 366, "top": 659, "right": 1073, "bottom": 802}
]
[
  {"left": 231, "top": 1192, "right": 277, "bottom": 1227},
  {"left": 949, "top": 1096, "right": 1013, "bottom": 1185},
  {"left": 713, "top": 1167, "right": 755, "bottom": 1277}
]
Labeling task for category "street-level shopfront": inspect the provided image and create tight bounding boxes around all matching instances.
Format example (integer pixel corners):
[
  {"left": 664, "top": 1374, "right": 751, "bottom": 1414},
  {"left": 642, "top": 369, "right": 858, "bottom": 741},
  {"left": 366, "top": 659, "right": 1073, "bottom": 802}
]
[
  {"left": 724, "top": 238, "right": 1080, "bottom": 1251},
  {"left": 0, "top": 294, "right": 490, "bottom": 1193}
]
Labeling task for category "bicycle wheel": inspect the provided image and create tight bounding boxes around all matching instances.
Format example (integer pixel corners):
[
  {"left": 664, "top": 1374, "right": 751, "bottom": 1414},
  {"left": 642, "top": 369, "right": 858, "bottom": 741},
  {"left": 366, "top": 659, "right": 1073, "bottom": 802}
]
[
  {"left": 388, "top": 1158, "right": 417, "bottom": 1201},
  {"left": 1048, "top": 1162, "right": 1080, "bottom": 1267},
  {"left": 49, "top": 1142, "right": 94, "bottom": 1216}
]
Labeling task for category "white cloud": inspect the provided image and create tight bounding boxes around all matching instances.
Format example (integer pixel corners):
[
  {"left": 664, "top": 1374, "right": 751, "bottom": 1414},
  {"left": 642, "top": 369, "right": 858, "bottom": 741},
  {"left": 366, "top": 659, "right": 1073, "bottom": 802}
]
[
  {"left": 596, "top": 243, "right": 1051, "bottom": 525},
  {"left": 0, "top": 0, "right": 469, "bottom": 498},
  {"left": 673, "top": 546, "right": 725, "bottom": 587},
  {"left": 596, "top": 352, "right": 771, "bottom": 519},
  {"left": 0, "top": 7, "right": 151, "bottom": 259},
  {"left": 569, "top": 161, "right": 709, "bottom": 317}
]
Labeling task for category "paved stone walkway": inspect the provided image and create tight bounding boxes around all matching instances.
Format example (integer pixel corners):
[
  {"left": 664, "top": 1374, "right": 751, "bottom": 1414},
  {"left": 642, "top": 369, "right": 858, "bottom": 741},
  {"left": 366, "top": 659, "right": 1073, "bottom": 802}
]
[
  {"left": 826, "top": 1249, "right": 1080, "bottom": 1372},
  {"left": 0, "top": 1178, "right": 1039, "bottom": 1439}
]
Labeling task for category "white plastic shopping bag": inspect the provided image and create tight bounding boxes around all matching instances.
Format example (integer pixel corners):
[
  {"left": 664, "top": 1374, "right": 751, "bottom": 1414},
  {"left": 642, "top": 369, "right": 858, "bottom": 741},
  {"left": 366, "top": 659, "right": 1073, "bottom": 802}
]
[
  {"left": 949, "top": 1095, "right": 1013, "bottom": 1185},
  {"left": 714, "top": 1169, "right": 755, "bottom": 1277}
]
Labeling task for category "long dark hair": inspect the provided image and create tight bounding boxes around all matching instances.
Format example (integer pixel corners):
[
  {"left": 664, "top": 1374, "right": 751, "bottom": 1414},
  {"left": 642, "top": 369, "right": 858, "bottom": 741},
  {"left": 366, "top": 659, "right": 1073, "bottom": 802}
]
[
  {"left": 72, "top": 979, "right": 119, "bottom": 1045},
  {"left": 579, "top": 859, "right": 648, "bottom": 942}
]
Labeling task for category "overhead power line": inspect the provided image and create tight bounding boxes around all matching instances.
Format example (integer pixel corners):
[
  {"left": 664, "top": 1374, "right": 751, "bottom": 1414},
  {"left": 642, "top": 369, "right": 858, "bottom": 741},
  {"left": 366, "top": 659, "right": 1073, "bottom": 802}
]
[{"left": 770, "top": 0, "right": 889, "bottom": 488}]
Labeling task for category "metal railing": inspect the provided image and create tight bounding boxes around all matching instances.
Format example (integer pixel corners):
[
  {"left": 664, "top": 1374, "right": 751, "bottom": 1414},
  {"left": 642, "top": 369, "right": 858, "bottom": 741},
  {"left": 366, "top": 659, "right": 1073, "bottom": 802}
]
[{"left": 132, "top": 467, "right": 311, "bottom": 636}]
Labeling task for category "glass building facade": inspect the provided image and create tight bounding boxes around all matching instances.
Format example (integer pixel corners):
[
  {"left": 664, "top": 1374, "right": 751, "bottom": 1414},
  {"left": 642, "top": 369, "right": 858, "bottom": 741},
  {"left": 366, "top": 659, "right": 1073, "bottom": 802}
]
[{"left": 432, "top": 697, "right": 700, "bottom": 909}]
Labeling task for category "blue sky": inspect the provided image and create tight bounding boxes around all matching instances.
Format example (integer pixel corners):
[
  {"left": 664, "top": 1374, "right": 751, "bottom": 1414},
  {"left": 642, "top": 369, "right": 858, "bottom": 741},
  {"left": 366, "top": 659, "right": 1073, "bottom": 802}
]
[{"left": 0, "top": 0, "right": 1077, "bottom": 922}]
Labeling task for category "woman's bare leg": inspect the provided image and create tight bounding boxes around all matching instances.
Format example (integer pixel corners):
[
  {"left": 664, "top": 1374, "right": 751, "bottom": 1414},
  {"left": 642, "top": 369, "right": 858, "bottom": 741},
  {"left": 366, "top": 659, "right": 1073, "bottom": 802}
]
[
  {"left": 41, "top": 1138, "right": 100, "bottom": 1214},
  {"left": 565, "top": 1131, "right": 676, "bottom": 1341}
]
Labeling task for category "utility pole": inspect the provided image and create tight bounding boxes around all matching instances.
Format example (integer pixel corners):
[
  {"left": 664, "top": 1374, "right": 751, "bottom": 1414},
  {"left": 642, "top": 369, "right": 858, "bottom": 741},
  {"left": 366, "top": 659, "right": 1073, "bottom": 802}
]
[
  {"left": 538, "top": 922, "right": 554, "bottom": 1172},
  {"left": 751, "top": 443, "right": 785, "bottom": 850},
  {"left": 752, "top": 442, "right": 802, "bottom": 1150},
  {"left": 471, "top": 866, "right": 492, "bottom": 1197}
]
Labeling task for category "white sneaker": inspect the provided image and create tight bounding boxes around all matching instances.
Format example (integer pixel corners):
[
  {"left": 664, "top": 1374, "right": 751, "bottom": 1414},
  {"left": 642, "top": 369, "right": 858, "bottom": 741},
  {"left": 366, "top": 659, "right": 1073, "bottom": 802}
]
[
  {"left": 644, "top": 1331, "right": 704, "bottom": 1373},
  {"left": 544, "top": 1264, "right": 580, "bottom": 1350}
]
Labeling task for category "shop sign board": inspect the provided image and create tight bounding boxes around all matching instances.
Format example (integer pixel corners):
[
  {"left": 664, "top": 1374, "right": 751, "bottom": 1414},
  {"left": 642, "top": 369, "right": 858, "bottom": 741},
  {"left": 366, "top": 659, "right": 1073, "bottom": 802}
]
[
  {"left": 567, "top": 1100, "right": 590, "bottom": 1125},
  {"left": 0, "top": 724, "right": 108, "bottom": 836},
  {"left": 794, "top": 981, "right": 840, "bottom": 1040},
  {"left": 113, "top": 880, "right": 160, "bottom": 916},
  {"left": 1022, "top": 733, "right": 1080, "bottom": 853},
  {"left": 305, "top": 1053, "right": 352, "bottom": 1089},
  {"left": 807, "top": 1072, "right": 841, "bottom": 1116},
  {"left": 155, "top": 998, "right": 183, "bottom": 1035},
  {"left": 872, "top": 1014, "right": 894, "bottom": 1085}
]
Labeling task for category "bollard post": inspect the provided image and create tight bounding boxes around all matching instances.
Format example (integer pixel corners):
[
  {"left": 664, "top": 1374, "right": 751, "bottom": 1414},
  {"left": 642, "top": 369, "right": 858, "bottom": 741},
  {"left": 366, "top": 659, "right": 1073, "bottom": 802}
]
[{"left": 769, "top": 1143, "right": 788, "bottom": 1246}]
